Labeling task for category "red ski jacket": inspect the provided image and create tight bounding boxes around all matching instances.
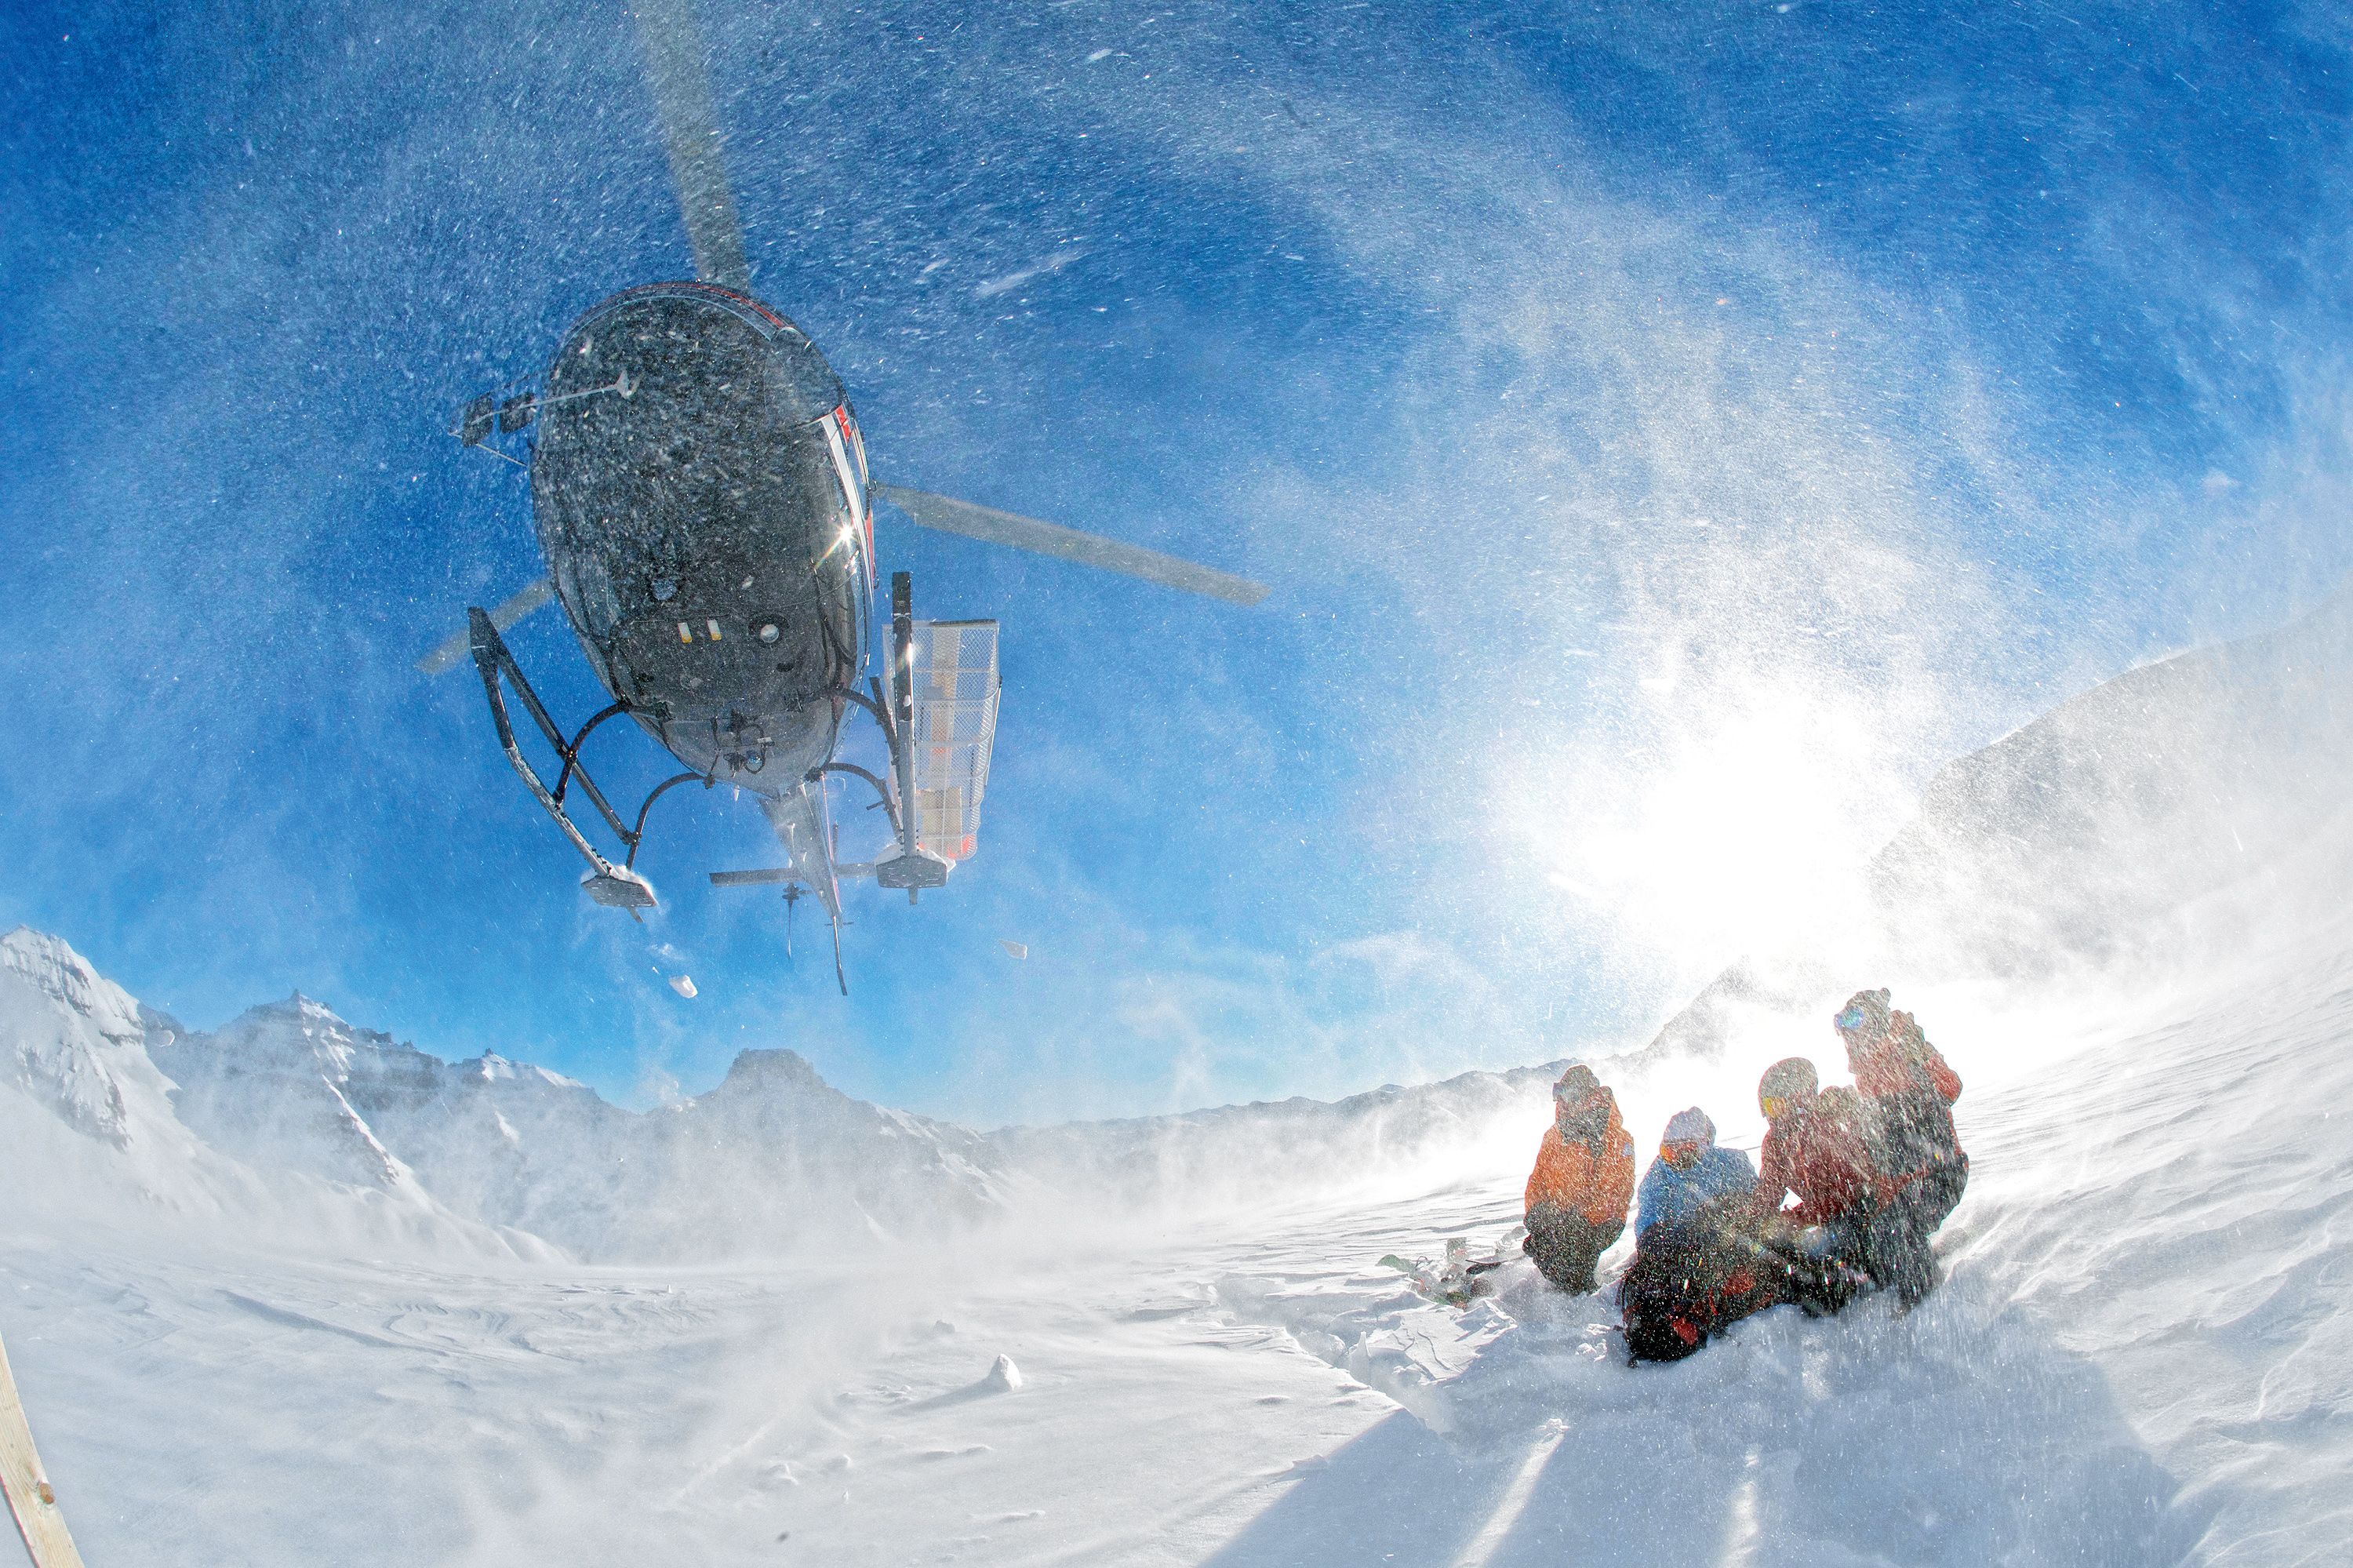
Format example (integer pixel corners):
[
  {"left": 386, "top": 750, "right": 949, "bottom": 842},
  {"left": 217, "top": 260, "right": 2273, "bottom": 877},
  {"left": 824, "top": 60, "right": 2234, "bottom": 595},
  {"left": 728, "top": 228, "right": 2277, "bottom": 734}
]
[
  {"left": 1752, "top": 1102, "right": 1872, "bottom": 1226},
  {"left": 1850, "top": 1011, "right": 1966, "bottom": 1201},
  {"left": 1851, "top": 1011, "right": 1962, "bottom": 1104}
]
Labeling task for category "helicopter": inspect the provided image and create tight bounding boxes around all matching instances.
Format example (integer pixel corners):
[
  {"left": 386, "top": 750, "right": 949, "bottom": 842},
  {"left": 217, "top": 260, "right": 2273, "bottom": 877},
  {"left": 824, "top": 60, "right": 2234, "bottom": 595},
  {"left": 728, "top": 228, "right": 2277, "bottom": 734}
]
[{"left": 418, "top": 0, "right": 1266, "bottom": 992}]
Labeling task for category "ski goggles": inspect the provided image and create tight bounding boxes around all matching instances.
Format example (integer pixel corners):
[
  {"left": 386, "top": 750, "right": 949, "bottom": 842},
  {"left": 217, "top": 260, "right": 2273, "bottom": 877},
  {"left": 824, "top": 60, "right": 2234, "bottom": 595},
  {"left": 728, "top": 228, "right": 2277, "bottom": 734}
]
[{"left": 1834, "top": 1004, "right": 1872, "bottom": 1032}]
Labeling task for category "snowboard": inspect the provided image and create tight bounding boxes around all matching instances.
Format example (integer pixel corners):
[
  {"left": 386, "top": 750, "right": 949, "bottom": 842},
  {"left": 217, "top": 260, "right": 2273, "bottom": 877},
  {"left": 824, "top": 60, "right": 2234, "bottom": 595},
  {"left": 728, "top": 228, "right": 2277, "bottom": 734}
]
[
  {"left": 0, "top": 1330, "right": 85, "bottom": 1568},
  {"left": 1379, "top": 1232, "right": 1520, "bottom": 1308}
]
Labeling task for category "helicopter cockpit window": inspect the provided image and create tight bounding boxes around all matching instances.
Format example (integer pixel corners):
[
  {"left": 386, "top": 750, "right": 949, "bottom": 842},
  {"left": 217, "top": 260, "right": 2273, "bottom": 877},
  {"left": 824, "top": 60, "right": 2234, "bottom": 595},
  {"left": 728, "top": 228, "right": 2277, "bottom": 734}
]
[{"left": 768, "top": 330, "right": 845, "bottom": 424}]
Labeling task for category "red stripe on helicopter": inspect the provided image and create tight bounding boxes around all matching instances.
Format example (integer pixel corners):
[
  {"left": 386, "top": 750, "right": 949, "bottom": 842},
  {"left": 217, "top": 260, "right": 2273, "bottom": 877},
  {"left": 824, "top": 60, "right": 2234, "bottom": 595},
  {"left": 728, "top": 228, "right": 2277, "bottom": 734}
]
[{"left": 833, "top": 404, "right": 875, "bottom": 586}]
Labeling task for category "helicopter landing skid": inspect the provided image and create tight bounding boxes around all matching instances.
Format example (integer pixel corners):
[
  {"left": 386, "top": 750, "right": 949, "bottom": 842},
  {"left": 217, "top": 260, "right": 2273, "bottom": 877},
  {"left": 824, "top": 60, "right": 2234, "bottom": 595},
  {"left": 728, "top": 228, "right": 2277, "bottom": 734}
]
[
  {"left": 467, "top": 607, "right": 700, "bottom": 919},
  {"left": 583, "top": 868, "right": 657, "bottom": 910}
]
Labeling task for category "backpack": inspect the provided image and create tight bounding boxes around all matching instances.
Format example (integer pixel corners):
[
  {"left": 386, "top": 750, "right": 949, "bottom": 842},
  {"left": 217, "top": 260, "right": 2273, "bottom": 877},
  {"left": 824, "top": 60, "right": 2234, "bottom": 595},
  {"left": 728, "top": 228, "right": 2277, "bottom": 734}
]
[
  {"left": 1618, "top": 1202, "right": 1798, "bottom": 1362},
  {"left": 1888, "top": 1012, "right": 1962, "bottom": 1102},
  {"left": 1859, "top": 1014, "right": 1965, "bottom": 1179}
]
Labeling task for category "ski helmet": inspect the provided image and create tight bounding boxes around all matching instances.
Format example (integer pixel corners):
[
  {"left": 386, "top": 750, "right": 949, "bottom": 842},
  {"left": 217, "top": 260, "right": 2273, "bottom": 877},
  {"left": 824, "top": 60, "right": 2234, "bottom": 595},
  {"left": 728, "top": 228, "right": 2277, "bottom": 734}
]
[
  {"left": 1554, "top": 1064, "right": 1602, "bottom": 1104},
  {"left": 1662, "top": 1107, "right": 1715, "bottom": 1146},
  {"left": 1834, "top": 988, "right": 1892, "bottom": 1038},
  {"left": 1758, "top": 1057, "right": 1818, "bottom": 1113}
]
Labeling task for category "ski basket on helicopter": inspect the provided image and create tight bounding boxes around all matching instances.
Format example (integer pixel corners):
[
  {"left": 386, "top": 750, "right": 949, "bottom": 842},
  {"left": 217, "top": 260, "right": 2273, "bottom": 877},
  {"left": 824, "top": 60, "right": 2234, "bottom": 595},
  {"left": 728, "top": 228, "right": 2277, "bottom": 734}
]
[{"left": 908, "top": 620, "right": 1000, "bottom": 863}]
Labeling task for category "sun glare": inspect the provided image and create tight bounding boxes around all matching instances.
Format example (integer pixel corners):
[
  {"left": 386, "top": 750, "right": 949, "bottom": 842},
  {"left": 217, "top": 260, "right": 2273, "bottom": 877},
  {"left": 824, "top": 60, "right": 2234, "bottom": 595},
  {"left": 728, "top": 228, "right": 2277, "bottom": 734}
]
[{"left": 1511, "top": 677, "right": 1917, "bottom": 974}]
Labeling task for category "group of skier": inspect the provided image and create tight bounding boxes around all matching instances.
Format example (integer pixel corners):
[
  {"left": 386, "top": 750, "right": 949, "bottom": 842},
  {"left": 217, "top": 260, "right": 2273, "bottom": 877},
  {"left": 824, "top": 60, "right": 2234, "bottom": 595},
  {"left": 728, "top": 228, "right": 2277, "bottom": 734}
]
[{"left": 1521, "top": 988, "right": 1968, "bottom": 1361}]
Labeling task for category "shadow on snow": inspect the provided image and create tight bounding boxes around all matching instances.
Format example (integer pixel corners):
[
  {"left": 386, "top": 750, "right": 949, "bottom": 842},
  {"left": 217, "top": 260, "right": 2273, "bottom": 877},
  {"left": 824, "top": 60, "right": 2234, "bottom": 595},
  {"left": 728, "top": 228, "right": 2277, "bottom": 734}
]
[{"left": 1205, "top": 1266, "right": 2208, "bottom": 1568}]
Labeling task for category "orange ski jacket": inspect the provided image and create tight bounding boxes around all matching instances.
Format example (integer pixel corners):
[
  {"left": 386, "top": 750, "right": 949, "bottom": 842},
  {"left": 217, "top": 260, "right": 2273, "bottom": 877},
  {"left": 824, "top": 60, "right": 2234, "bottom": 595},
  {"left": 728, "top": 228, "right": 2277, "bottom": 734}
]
[{"left": 1525, "top": 1103, "right": 1636, "bottom": 1228}]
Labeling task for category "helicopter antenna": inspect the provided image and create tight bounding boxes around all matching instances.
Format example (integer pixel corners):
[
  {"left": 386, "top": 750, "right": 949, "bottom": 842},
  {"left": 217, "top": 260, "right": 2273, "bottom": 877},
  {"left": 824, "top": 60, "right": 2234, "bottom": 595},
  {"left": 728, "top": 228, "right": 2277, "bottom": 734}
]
[{"left": 628, "top": 0, "right": 752, "bottom": 292}]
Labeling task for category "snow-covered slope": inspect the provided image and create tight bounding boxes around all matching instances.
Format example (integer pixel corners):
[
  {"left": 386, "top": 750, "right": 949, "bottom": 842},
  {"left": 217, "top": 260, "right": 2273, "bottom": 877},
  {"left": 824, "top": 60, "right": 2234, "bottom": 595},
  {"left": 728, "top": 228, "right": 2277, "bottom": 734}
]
[
  {"left": 1202, "top": 794, "right": 2353, "bottom": 1565},
  {"left": 7, "top": 898, "right": 2346, "bottom": 1564},
  {"left": 2, "top": 925, "right": 146, "bottom": 1147},
  {"left": 1, "top": 927, "right": 537, "bottom": 1257},
  {"left": 6, "top": 591, "right": 2353, "bottom": 1562},
  {"left": 157, "top": 994, "right": 444, "bottom": 1194},
  {"left": 1872, "top": 578, "right": 2353, "bottom": 982},
  {"left": 154, "top": 994, "right": 634, "bottom": 1249},
  {"left": 8, "top": 928, "right": 1594, "bottom": 1260},
  {"left": 595, "top": 1046, "right": 1010, "bottom": 1257}
]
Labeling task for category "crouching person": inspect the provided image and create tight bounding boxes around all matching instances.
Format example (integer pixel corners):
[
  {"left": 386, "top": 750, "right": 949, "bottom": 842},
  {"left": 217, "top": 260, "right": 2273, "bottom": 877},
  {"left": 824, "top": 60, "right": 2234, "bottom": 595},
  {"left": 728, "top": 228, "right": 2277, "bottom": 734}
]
[
  {"left": 1749, "top": 1057, "right": 1876, "bottom": 1315},
  {"left": 1836, "top": 988, "right": 1967, "bottom": 1310},
  {"left": 1618, "top": 1109, "right": 1773, "bottom": 1362},
  {"left": 1521, "top": 1065, "right": 1635, "bottom": 1295},
  {"left": 1635, "top": 1108, "right": 1756, "bottom": 1238}
]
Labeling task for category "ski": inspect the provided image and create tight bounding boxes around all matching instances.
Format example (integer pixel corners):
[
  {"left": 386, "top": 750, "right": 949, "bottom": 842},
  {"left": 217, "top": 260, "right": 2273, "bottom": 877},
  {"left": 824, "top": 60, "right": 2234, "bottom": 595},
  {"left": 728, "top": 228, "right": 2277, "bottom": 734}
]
[{"left": 0, "top": 1330, "right": 85, "bottom": 1568}]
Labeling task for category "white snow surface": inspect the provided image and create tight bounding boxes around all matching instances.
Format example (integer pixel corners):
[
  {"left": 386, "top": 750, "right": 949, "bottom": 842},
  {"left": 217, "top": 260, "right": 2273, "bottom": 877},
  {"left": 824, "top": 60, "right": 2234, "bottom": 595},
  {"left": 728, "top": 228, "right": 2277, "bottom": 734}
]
[{"left": 7, "top": 593, "right": 2353, "bottom": 1563}]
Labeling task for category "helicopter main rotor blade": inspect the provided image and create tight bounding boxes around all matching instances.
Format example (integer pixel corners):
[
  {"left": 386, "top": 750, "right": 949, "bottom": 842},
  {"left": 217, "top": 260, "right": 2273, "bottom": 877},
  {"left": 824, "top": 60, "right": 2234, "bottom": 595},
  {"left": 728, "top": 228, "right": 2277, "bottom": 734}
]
[
  {"left": 629, "top": 0, "right": 751, "bottom": 293},
  {"left": 416, "top": 576, "right": 557, "bottom": 676},
  {"left": 871, "top": 484, "right": 1269, "bottom": 608}
]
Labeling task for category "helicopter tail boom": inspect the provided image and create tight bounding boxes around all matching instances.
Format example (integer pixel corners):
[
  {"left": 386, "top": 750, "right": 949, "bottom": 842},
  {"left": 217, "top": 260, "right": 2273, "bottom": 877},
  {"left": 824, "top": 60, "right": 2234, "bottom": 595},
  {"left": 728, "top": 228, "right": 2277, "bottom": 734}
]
[{"left": 872, "top": 484, "right": 1267, "bottom": 607}]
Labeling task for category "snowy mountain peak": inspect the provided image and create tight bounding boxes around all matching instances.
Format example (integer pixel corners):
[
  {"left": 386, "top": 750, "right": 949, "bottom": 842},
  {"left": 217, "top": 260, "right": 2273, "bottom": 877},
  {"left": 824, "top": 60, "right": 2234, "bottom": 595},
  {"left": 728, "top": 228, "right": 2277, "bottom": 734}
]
[
  {"left": 464, "top": 1052, "right": 583, "bottom": 1089},
  {"left": 195, "top": 991, "right": 443, "bottom": 1097},
  {"left": 235, "top": 988, "right": 377, "bottom": 1042},
  {"left": 2, "top": 925, "right": 144, "bottom": 1048},
  {"left": 155, "top": 990, "right": 436, "bottom": 1194},
  {"left": 711, "top": 1047, "right": 830, "bottom": 1095},
  {"left": 111, "top": 988, "right": 1016, "bottom": 1259},
  {"left": 0, "top": 926, "right": 147, "bottom": 1145}
]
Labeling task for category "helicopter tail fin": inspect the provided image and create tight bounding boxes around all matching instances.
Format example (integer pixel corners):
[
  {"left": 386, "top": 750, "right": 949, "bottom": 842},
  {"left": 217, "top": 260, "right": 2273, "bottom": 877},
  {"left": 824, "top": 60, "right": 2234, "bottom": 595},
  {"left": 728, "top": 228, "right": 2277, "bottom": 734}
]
[{"left": 758, "top": 783, "right": 843, "bottom": 926}]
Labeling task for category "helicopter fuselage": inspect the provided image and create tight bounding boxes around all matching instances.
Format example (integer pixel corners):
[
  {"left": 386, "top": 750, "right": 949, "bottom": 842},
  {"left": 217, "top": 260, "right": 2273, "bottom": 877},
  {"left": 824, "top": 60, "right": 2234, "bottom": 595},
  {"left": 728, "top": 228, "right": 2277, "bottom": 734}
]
[{"left": 531, "top": 282, "right": 874, "bottom": 795}]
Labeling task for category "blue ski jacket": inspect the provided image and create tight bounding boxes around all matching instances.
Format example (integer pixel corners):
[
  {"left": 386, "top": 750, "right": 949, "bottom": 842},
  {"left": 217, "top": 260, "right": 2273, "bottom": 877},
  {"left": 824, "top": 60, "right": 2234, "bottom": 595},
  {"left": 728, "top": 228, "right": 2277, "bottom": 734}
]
[{"left": 1635, "top": 1145, "right": 1758, "bottom": 1237}]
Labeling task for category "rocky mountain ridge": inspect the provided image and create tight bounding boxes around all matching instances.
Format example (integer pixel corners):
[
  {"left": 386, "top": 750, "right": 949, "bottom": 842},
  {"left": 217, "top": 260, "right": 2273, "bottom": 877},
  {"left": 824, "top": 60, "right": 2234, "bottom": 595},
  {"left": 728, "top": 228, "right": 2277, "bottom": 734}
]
[
  {"left": 142, "top": 983, "right": 1011, "bottom": 1261},
  {"left": 3, "top": 924, "right": 1574, "bottom": 1261}
]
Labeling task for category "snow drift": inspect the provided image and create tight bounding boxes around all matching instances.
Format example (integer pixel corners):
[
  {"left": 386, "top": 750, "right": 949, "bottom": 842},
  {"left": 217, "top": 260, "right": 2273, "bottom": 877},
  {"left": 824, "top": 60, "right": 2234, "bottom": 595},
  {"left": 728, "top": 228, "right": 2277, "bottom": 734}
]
[{"left": 4, "top": 588, "right": 2353, "bottom": 1563}]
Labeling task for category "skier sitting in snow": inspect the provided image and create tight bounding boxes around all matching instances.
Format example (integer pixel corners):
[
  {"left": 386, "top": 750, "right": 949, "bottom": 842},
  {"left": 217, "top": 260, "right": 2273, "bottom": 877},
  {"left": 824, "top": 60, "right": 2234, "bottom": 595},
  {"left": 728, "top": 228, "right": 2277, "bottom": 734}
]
[
  {"left": 1835, "top": 988, "right": 1966, "bottom": 1309},
  {"left": 1749, "top": 1057, "right": 1874, "bottom": 1241},
  {"left": 1520, "top": 1064, "right": 1635, "bottom": 1294},
  {"left": 1617, "top": 1110, "right": 1772, "bottom": 1361},
  {"left": 1634, "top": 1108, "right": 1756, "bottom": 1238},
  {"left": 1744, "top": 1059, "right": 1878, "bottom": 1317}
]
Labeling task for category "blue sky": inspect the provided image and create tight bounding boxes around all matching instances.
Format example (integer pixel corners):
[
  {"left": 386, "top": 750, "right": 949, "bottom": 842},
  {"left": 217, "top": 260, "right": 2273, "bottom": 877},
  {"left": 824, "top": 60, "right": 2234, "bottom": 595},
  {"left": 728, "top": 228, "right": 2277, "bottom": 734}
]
[{"left": 4, "top": 0, "right": 2350, "bottom": 1125}]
